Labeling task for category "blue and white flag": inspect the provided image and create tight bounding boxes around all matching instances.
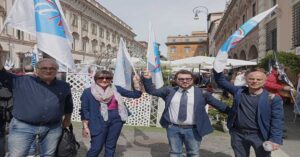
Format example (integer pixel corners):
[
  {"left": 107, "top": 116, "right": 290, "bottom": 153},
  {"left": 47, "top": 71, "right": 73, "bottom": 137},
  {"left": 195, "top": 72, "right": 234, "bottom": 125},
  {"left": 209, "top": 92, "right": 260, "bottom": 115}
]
[
  {"left": 147, "top": 23, "right": 164, "bottom": 88},
  {"left": 3, "top": 0, "right": 75, "bottom": 70},
  {"left": 113, "top": 38, "right": 135, "bottom": 91},
  {"left": 213, "top": 5, "right": 278, "bottom": 73}
]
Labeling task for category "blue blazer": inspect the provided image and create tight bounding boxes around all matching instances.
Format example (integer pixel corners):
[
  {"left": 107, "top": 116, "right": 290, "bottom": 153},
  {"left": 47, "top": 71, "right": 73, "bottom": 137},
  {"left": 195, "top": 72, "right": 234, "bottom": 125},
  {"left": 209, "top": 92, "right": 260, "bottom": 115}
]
[
  {"left": 143, "top": 78, "right": 229, "bottom": 137},
  {"left": 214, "top": 71, "right": 284, "bottom": 144},
  {"left": 80, "top": 86, "right": 142, "bottom": 136}
]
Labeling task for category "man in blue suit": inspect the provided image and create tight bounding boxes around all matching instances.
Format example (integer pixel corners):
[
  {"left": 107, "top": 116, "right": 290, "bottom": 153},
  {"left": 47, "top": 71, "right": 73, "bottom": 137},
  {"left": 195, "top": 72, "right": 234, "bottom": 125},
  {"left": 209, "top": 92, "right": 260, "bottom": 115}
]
[
  {"left": 214, "top": 67, "right": 284, "bottom": 157},
  {"left": 142, "top": 69, "right": 230, "bottom": 157}
]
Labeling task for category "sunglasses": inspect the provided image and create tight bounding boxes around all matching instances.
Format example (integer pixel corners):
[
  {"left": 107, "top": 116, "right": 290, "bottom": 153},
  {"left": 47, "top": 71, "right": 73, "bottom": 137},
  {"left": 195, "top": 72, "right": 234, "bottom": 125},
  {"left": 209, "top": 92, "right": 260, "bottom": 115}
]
[{"left": 96, "top": 77, "right": 113, "bottom": 80}]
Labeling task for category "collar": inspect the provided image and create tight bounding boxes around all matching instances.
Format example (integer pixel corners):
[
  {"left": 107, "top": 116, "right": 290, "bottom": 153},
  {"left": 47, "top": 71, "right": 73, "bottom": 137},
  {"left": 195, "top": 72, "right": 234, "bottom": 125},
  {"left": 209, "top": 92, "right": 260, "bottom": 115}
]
[
  {"left": 178, "top": 86, "right": 194, "bottom": 93},
  {"left": 35, "top": 76, "right": 57, "bottom": 86}
]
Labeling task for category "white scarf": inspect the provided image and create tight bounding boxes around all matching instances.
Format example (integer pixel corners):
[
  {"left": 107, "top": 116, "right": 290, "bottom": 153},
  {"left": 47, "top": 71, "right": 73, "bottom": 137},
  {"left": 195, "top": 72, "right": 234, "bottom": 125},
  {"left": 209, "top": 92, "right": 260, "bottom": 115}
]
[{"left": 91, "top": 83, "right": 128, "bottom": 121}]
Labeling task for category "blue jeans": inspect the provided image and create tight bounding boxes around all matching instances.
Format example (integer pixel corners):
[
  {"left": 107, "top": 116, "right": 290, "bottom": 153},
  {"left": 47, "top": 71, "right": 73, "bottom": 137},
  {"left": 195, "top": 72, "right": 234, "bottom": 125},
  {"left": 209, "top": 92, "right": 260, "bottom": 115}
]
[
  {"left": 86, "top": 110, "right": 124, "bottom": 157},
  {"left": 166, "top": 124, "right": 202, "bottom": 157},
  {"left": 230, "top": 129, "right": 271, "bottom": 157},
  {"left": 8, "top": 118, "right": 62, "bottom": 157}
]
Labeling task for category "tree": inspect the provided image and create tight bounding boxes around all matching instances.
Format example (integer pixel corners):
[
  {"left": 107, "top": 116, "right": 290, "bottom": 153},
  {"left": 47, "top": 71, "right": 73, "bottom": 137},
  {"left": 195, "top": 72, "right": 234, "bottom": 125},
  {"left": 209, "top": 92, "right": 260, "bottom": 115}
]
[{"left": 258, "top": 52, "right": 300, "bottom": 84}]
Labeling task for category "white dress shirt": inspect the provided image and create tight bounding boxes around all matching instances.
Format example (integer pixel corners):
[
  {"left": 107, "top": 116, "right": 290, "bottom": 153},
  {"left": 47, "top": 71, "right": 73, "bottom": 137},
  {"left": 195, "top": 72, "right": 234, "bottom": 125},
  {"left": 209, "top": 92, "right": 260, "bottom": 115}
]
[{"left": 169, "top": 86, "right": 195, "bottom": 125}]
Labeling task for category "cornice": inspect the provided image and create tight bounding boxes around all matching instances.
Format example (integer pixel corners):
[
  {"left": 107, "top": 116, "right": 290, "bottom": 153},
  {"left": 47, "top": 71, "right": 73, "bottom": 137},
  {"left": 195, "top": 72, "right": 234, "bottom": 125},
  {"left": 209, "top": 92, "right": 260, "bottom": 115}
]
[{"left": 214, "top": 0, "right": 237, "bottom": 38}]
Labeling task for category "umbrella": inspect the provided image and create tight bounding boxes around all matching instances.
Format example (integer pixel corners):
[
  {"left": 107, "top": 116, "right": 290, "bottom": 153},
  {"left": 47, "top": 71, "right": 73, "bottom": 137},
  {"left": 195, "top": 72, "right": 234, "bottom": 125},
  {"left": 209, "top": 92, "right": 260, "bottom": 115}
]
[{"left": 170, "top": 56, "right": 257, "bottom": 68}]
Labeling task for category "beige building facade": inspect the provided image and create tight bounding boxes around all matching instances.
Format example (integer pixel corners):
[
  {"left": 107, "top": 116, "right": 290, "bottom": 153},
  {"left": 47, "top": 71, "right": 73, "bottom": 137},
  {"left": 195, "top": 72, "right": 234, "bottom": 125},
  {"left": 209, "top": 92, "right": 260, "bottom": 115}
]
[
  {"left": 166, "top": 31, "right": 207, "bottom": 61},
  {"left": 258, "top": 0, "right": 293, "bottom": 59},
  {"left": 214, "top": 0, "right": 259, "bottom": 61},
  {"left": 0, "top": 0, "right": 146, "bottom": 69},
  {"left": 207, "top": 12, "right": 223, "bottom": 56},
  {"left": 214, "top": 0, "right": 296, "bottom": 61}
]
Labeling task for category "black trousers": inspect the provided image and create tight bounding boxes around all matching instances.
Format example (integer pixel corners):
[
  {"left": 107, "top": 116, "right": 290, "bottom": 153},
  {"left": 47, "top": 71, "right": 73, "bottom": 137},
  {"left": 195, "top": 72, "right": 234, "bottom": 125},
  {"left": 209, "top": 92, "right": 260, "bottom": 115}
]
[{"left": 230, "top": 129, "right": 271, "bottom": 157}]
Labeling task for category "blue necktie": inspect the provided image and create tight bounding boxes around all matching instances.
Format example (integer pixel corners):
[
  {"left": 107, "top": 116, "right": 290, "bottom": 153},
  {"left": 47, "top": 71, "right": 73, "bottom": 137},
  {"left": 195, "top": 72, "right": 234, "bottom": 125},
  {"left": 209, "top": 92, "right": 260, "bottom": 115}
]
[{"left": 178, "top": 90, "right": 188, "bottom": 122}]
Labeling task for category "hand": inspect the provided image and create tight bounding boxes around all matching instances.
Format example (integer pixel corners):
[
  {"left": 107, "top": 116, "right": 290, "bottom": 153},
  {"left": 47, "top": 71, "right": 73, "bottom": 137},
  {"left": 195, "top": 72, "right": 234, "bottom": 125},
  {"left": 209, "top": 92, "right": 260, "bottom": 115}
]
[
  {"left": 62, "top": 118, "right": 71, "bottom": 128},
  {"left": 62, "top": 114, "right": 71, "bottom": 128},
  {"left": 282, "top": 86, "right": 292, "bottom": 91},
  {"left": 142, "top": 70, "right": 152, "bottom": 79},
  {"left": 133, "top": 74, "right": 141, "bottom": 82},
  {"left": 271, "top": 142, "right": 280, "bottom": 151},
  {"left": 82, "top": 127, "right": 90, "bottom": 138}
]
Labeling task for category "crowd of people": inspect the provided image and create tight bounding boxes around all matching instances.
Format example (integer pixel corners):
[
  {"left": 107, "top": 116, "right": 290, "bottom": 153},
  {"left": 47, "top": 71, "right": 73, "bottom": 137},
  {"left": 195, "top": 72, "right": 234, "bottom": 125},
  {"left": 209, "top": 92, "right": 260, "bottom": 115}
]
[{"left": 0, "top": 48, "right": 299, "bottom": 157}]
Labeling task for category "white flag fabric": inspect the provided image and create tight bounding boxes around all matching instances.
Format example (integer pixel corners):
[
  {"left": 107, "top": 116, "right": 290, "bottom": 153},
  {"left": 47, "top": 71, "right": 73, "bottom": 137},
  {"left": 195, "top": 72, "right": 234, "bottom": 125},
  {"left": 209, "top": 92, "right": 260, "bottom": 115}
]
[
  {"left": 213, "top": 5, "right": 278, "bottom": 73},
  {"left": 147, "top": 24, "right": 164, "bottom": 88},
  {"left": 3, "top": 0, "right": 75, "bottom": 70},
  {"left": 113, "top": 38, "right": 135, "bottom": 91}
]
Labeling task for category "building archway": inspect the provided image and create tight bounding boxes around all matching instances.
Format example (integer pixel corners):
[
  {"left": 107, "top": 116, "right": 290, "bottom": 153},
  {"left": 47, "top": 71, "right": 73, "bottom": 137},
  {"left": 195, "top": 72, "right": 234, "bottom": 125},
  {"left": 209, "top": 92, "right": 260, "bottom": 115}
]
[
  {"left": 240, "top": 50, "right": 246, "bottom": 60},
  {"left": 248, "top": 45, "right": 258, "bottom": 60},
  {"left": 233, "top": 53, "right": 238, "bottom": 59}
]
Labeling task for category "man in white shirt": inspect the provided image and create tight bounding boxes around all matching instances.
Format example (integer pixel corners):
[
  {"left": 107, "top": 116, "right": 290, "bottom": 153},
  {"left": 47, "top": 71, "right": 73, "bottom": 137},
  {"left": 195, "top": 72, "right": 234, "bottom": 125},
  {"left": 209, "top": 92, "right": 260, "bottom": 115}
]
[{"left": 142, "top": 69, "right": 230, "bottom": 157}]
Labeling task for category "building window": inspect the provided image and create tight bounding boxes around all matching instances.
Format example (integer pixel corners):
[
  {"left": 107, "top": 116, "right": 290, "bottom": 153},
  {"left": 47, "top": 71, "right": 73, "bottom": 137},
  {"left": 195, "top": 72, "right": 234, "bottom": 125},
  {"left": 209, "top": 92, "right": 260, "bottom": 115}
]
[
  {"left": 252, "top": 3, "right": 256, "bottom": 17},
  {"left": 106, "top": 31, "right": 110, "bottom": 41},
  {"left": 112, "top": 33, "right": 116, "bottom": 43},
  {"left": 185, "top": 39, "right": 190, "bottom": 42},
  {"left": 92, "top": 23, "right": 97, "bottom": 35},
  {"left": 266, "top": 19, "right": 277, "bottom": 51},
  {"left": 242, "top": 15, "right": 246, "bottom": 24},
  {"left": 293, "top": 2, "right": 300, "bottom": 47},
  {"left": 17, "top": 30, "right": 24, "bottom": 40},
  {"left": 172, "top": 39, "right": 176, "bottom": 42},
  {"left": 71, "top": 14, "right": 78, "bottom": 27},
  {"left": 171, "top": 47, "right": 176, "bottom": 53},
  {"left": 82, "top": 19, "right": 88, "bottom": 31},
  {"left": 99, "top": 28, "right": 104, "bottom": 38},
  {"left": 184, "top": 47, "right": 190, "bottom": 53},
  {"left": 235, "top": 24, "right": 238, "bottom": 30}
]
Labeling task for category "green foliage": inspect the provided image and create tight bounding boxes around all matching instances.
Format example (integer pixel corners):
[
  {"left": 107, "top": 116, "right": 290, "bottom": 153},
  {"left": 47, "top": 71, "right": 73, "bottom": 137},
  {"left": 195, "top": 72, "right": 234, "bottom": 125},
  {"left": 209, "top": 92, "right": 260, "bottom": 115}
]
[
  {"left": 208, "top": 96, "right": 233, "bottom": 122},
  {"left": 258, "top": 52, "right": 300, "bottom": 82}
]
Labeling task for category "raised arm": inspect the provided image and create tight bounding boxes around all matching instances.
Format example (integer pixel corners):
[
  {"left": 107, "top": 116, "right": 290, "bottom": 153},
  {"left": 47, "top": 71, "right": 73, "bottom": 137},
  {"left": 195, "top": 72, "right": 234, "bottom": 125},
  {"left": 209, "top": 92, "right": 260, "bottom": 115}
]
[
  {"left": 141, "top": 73, "right": 170, "bottom": 98},
  {"left": 115, "top": 85, "right": 142, "bottom": 98},
  {"left": 213, "top": 70, "right": 239, "bottom": 95}
]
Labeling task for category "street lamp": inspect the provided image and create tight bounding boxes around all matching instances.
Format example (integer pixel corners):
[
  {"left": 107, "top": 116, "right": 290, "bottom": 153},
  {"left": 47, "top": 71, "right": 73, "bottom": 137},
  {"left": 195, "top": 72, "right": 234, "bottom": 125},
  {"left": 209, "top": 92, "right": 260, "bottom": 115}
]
[
  {"left": 193, "top": 6, "right": 209, "bottom": 56},
  {"left": 193, "top": 6, "right": 209, "bottom": 32}
]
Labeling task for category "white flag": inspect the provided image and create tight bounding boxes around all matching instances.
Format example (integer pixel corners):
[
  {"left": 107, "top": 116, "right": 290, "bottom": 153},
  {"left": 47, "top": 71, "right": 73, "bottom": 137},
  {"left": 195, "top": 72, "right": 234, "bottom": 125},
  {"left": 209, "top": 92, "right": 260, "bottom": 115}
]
[
  {"left": 2, "top": 0, "right": 75, "bottom": 70},
  {"left": 113, "top": 38, "right": 135, "bottom": 91},
  {"left": 147, "top": 23, "right": 164, "bottom": 88}
]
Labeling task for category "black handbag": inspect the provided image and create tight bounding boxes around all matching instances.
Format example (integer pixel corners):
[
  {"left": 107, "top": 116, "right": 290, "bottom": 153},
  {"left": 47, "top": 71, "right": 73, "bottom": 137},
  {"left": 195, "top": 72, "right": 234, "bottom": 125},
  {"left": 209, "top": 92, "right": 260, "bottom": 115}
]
[{"left": 56, "top": 124, "right": 80, "bottom": 157}]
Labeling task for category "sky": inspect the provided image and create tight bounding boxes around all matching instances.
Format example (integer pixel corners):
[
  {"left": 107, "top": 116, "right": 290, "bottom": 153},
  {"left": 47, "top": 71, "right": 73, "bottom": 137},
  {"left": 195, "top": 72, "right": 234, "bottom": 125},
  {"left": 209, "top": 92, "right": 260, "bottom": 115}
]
[{"left": 97, "top": 0, "right": 227, "bottom": 57}]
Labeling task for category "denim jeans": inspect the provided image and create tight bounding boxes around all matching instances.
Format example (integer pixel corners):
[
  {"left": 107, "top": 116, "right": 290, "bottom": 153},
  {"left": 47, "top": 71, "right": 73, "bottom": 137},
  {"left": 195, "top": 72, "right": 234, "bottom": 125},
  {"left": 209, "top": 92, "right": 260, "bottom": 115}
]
[
  {"left": 230, "top": 129, "right": 271, "bottom": 157},
  {"left": 8, "top": 118, "right": 62, "bottom": 157},
  {"left": 86, "top": 110, "right": 124, "bottom": 157},
  {"left": 166, "top": 124, "right": 202, "bottom": 157},
  {"left": 0, "top": 122, "right": 5, "bottom": 157}
]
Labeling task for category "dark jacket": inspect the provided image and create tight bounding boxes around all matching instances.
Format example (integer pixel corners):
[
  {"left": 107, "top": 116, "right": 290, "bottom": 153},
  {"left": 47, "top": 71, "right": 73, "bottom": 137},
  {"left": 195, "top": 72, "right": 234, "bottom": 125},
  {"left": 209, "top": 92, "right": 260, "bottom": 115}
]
[
  {"left": 142, "top": 78, "right": 229, "bottom": 137},
  {"left": 80, "top": 86, "right": 142, "bottom": 136},
  {"left": 214, "top": 70, "right": 284, "bottom": 144}
]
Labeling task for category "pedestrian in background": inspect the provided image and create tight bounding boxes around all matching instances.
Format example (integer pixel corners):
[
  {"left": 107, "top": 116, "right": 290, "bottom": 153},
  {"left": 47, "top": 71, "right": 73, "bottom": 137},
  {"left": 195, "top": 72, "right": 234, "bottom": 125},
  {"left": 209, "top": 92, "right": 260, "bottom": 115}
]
[
  {"left": 80, "top": 70, "right": 142, "bottom": 157},
  {"left": 214, "top": 67, "right": 284, "bottom": 157},
  {"left": 142, "top": 69, "right": 230, "bottom": 157},
  {"left": 0, "top": 58, "right": 74, "bottom": 157}
]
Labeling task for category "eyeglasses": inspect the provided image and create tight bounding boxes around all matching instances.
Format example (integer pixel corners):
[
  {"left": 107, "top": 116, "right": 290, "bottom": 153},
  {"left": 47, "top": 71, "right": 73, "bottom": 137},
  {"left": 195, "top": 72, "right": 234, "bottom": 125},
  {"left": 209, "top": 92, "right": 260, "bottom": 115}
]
[
  {"left": 96, "top": 77, "right": 113, "bottom": 80},
  {"left": 177, "top": 78, "right": 193, "bottom": 82},
  {"left": 38, "top": 67, "right": 57, "bottom": 72}
]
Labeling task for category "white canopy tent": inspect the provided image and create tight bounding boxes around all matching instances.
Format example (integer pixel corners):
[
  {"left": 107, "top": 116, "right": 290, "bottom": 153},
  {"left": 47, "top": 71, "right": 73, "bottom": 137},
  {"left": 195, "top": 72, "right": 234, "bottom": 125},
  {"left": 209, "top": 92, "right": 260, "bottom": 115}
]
[{"left": 169, "top": 56, "right": 257, "bottom": 69}]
